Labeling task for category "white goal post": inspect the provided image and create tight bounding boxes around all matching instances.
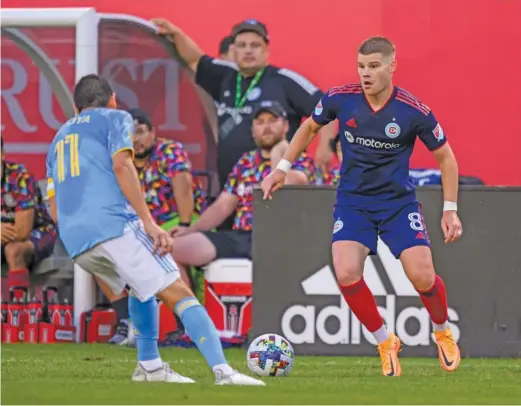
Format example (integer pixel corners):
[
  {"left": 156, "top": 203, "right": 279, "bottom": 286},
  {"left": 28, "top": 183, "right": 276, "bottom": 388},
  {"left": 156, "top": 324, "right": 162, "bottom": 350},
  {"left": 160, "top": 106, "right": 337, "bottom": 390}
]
[
  {"left": 1, "top": 8, "right": 99, "bottom": 89},
  {"left": 2, "top": 7, "right": 100, "bottom": 341}
]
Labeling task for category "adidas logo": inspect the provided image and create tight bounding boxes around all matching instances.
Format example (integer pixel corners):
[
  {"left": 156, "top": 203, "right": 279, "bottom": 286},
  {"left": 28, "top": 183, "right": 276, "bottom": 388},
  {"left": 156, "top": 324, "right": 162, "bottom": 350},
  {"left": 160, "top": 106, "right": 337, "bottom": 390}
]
[
  {"left": 346, "top": 118, "right": 357, "bottom": 128},
  {"left": 301, "top": 238, "right": 418, "bottom": 297},
  {"left": 281, "top": 238, "right": 460, "bottom": 347}
]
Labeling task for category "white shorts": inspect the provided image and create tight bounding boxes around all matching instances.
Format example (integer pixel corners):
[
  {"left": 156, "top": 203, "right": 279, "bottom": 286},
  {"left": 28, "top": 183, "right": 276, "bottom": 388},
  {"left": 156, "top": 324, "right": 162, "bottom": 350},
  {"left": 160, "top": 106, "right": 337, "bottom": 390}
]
[{"left": 74, "top": 221, "right": 180, "bottom": 301}]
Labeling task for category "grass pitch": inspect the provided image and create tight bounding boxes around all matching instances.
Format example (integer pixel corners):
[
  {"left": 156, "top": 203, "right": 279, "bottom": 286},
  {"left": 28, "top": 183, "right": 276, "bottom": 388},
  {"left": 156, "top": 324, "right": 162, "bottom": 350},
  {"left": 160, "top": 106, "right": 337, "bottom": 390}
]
[{"left": 1, "top": 344, "right": 520, "bottom": 404}]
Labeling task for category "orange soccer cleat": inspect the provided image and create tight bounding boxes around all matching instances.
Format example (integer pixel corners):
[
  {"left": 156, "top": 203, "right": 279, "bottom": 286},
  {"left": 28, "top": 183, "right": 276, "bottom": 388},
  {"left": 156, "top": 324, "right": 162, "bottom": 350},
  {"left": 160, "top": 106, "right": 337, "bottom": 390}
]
[
  {"left": 377, "top": 333, "right": 402, "bottom": 377},
  {"left": 434, "top": 328, "right": 461, "bottom": 372}
]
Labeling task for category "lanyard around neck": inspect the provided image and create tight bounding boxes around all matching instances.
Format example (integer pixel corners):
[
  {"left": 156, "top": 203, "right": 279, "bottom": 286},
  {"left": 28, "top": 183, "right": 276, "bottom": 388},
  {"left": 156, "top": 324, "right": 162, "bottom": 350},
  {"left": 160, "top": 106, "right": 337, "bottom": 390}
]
[{"left": 235, "top": 68, "right": 265, "bottom": 108}]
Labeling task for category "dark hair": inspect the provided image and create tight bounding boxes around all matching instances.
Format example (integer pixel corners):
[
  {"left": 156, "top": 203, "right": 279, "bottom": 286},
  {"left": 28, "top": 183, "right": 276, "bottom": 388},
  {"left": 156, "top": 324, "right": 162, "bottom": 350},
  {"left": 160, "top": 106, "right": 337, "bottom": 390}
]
[
  {"left": 73, "top": 74, "right": 113, "bottom": 112},
  {"left": 219, "top": 35, "right": 234, "bottom": 55},
  {"left": 358, "top": 36, "right": 395, "bottom": 57}
]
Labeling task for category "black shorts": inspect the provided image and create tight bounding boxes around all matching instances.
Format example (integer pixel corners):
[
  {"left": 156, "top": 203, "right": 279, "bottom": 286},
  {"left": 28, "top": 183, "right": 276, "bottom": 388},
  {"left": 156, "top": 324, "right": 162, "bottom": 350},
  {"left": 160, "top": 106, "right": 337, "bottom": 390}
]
[{"left": 202, "top": 230, "right": 252, "bottom": 259}]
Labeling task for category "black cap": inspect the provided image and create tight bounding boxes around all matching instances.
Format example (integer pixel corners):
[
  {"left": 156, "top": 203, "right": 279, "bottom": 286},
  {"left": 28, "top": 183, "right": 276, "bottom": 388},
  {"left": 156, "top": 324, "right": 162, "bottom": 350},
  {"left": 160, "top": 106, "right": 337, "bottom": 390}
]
[
  {"left": 253, "top": 101, "right": 287, "bottom": 119},
  {"left": 231, "top": 19, "right": 269, "bottom": 43},
  {"left": 219, "top": 35, "right": 234, "bottom": 55},
  {"left": 127, "top": 108, "right": 153, "bottom": 130}
]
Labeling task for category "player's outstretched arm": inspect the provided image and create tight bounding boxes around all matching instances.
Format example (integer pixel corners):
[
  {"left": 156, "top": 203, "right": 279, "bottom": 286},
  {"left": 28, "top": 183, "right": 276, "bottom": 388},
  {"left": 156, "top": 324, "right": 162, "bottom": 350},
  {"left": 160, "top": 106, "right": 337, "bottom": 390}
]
[
  {"left": 261, "top": 117, "right": 322, "bottom": 199},
  {"left": 281, "top": 117, "right": 323, "bottom": 166},
  {"left": 112, "top": 150, "right": 155, "bottom": 225},
  {"left": 113, "top": 150, "right": 173, "bottom": 254},
  {"left": 433, "top": 143, "right": 459, "bottom": 204},
  {"left": 432, "top": 143, "right": 463, "bottom": 243}
]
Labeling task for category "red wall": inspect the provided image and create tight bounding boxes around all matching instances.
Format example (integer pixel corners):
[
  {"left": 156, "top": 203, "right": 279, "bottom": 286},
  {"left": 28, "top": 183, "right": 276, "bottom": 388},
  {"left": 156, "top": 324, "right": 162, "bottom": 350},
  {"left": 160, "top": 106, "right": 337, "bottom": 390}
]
[{"left": 3, "top": 0, "right": 521, "bottom": 185}]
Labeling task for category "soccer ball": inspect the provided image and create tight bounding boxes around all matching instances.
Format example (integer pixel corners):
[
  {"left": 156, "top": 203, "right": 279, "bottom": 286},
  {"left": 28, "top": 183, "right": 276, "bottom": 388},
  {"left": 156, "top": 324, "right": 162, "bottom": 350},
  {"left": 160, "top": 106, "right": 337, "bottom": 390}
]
[{"left": 246, "top": 333, "right": 294, "bottom": 377}]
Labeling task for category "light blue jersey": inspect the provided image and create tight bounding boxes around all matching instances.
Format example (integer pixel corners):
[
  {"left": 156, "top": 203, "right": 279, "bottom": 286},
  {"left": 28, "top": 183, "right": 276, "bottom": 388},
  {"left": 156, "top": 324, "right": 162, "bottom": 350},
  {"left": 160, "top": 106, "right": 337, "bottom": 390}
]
[{"left": 46, "top": 108, "right": 139, "bottom": 258}]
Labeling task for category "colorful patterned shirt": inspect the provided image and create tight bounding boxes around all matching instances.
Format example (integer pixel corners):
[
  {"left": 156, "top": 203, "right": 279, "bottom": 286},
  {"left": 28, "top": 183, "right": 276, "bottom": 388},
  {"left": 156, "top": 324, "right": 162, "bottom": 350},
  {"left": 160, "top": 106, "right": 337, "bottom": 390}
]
[
  {"left": 315, "top": 164, "right": 341, "bottom": 186},
  {"left": 135, "top": 140, "right": 206, "bottom": 226},
  {"left": 1, "top": 160, "right": 56, "bottom": 236},
  {"left": 225, "top": 149, "right": 316, "bottom": 231}
]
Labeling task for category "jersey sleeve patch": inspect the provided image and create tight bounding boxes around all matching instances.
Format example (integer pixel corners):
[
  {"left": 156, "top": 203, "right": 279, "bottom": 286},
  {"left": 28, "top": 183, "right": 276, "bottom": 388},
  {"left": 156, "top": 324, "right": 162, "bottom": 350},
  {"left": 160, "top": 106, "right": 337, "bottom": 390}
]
[{"left": 432, "top": 123, "right": 445, "bottom": 141}]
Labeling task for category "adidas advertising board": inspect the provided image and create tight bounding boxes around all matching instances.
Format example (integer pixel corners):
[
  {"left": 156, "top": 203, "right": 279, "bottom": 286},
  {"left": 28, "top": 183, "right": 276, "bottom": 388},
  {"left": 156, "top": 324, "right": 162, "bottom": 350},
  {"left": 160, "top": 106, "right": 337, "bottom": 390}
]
[
  {"left": 252, "top": 187, "right": 521, "bottom": 357},
  {"left": 280, "top": 238, "right": 460, "bottom": 348}
]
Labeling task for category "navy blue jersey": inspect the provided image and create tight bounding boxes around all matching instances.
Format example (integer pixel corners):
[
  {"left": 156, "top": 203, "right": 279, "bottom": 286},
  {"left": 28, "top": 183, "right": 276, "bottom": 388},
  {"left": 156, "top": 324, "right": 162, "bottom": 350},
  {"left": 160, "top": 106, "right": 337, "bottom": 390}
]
[{"left": 312, "top": 84, "right": 447, "bottom": 205}]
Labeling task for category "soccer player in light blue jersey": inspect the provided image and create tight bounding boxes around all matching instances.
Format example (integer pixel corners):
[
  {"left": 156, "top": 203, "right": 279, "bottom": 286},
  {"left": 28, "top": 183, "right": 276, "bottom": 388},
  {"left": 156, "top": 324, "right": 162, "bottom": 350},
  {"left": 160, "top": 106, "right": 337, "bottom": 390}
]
[{"left": 46, "top": 74, "right": 264, "bottom": 386}]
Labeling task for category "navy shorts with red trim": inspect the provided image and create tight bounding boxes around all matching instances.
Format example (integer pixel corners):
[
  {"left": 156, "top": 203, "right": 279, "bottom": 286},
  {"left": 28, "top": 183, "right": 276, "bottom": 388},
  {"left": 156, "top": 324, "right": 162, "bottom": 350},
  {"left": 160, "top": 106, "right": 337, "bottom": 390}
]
[{"left": 332, "top": 200, "right": 430, "bottom": 258}]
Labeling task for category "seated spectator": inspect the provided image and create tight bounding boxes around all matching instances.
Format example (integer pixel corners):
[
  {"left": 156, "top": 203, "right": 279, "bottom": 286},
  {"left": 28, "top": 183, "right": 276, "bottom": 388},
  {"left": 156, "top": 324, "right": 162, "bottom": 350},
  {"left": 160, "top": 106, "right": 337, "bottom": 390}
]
[
  {"left": 129, "top": 108, "right": 206, "bottom": 231},
  {"left": 1, "top": 137, "right": 57, "bottom": 296},
  {"left": 94, "top": 108, "right": 206, "bottom": 345},
  {"left": 170, "top": 101, "right": 315, "bottom": 274}
]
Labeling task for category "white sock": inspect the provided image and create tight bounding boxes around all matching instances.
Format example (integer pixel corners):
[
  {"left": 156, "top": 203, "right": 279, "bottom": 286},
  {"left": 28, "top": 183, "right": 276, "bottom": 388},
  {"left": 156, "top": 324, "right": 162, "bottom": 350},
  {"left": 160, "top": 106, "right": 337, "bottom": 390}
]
[
  {"left": 373, "top": 325, "right": 391, "bottom": 344},
  {"left": 212, "top": 363, "right": 234, "bottom": 375},
  {"left": 139, "top": 358, "right": 162, "bottom": 372},
  {"left": 433, "top": 321, "right": 449, "bottom": 332}
]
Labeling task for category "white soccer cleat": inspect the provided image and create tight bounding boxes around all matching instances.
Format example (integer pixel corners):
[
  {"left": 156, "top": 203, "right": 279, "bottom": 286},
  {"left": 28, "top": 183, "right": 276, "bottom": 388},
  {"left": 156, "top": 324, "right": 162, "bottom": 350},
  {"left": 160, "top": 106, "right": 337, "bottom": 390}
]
[
  {"left": 214, "top": 368, "right": 266, "bottom": 386},
  {"left": 131, "top": 362, "right": 195, "bottom": 383}
]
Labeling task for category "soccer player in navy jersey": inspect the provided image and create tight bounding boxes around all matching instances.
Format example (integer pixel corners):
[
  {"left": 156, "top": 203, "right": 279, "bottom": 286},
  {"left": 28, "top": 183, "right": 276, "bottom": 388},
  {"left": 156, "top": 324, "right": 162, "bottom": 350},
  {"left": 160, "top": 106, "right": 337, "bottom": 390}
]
[{"left": 261, "top": 36, "right": 462, "bottom": 377}]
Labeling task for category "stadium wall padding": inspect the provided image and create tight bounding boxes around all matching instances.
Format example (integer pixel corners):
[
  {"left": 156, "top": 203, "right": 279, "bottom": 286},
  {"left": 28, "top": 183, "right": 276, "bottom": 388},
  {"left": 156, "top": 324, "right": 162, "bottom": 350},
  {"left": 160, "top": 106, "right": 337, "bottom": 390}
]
[{"left": 252, "top": 186, "right": 521, "bottom": 357}]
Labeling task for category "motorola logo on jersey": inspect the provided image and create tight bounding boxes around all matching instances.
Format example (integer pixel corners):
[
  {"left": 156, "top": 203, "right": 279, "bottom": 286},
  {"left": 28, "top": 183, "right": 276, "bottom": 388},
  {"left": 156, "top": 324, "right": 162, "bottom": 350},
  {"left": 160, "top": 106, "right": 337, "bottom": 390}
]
[
  {"left": 345, "top": 131, "right": 399, "bottom": 150},
  {"left": 344, "top": 131, "right": 354, "bottom": 143}
]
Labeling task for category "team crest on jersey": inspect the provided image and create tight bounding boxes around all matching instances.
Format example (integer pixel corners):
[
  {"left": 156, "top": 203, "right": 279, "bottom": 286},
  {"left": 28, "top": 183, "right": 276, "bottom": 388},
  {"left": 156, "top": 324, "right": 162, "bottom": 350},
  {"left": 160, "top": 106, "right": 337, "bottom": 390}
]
[
  {"left": 333, "top": 219, "right": 343, "bottom": 234},
  {"left": 433, "top": 123, "right": 445, "bottom": 141},
  {"left": 385, "top": 122, "right": 401, "bottom": 138},
  {"left": 344, "top": 131, "right": 354, "bottom": 143},
  {"left": 314, "top": 101, "right": 323, "bottom": 115},
  {"left": 247, "top": 87, "right": 262, "bottom": 101}
]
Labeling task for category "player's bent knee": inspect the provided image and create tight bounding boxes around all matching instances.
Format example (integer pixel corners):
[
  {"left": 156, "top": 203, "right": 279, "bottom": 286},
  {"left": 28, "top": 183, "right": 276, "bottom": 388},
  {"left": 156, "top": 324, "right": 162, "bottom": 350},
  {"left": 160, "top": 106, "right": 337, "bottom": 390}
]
[
  {"left": 335, "top": 268, "right": 363, "bottom": 286},
  {"left": 332, "top": 243, "right": 365, "bottom": 286},
  {"left": 409, "top": 270, "right": 435, "bottom": 292},
  {"left": 401, "top": 247, "right": 435, "bottom": 291},
  {"left": 156, "top": 279, "right": 196, "bottom": 310},
  {"left": 333, "top": 257, "right": 364, "bottom": 285}
]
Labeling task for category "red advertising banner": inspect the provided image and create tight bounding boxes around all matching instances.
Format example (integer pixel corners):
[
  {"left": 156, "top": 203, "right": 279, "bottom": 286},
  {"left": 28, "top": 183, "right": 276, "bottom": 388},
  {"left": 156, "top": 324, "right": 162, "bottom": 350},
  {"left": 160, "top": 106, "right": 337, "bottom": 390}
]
[{"left": 3, "top": 0, "right": 521, "bottom": 185}]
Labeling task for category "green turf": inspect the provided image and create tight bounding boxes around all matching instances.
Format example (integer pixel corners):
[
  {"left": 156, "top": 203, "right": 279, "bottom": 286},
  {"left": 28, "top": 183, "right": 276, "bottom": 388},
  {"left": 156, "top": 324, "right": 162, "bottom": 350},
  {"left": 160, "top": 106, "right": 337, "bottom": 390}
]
[{"left": 1, "top": 344, "right": 520, "bottom": 404}]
